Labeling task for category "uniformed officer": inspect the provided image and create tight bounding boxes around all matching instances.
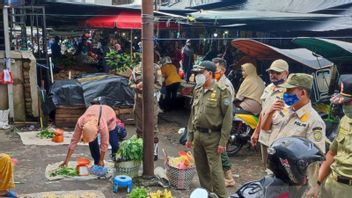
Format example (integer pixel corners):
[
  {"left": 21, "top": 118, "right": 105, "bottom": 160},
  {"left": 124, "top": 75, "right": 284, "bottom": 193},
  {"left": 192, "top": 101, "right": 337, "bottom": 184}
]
[
  {"left": 129, "top": 61, "right": 163, "bottom": 160},
  {"left": 185, "top": 61, "right": 233, "bottom": 198},
  {"left": 306, "top": 78, "right": 352, "bottom": 198},
  {"left": 261, "top": 73, "right": 326, "bottom": 153},
  {"left": 251, "top": 59, "right": 289, "bottom": 169},
  {"left": 213, "top": 57, "right": 236, "bottom": 187}
]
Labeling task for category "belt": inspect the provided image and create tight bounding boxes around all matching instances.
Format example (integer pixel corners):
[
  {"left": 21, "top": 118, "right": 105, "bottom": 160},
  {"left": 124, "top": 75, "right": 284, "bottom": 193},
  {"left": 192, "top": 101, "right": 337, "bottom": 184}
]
[
  {"left": 333, "top": 172, "right": 352, "bottom": 185},
  {"left": 196, "top": 127, "right": 221, "bottom": 133}
]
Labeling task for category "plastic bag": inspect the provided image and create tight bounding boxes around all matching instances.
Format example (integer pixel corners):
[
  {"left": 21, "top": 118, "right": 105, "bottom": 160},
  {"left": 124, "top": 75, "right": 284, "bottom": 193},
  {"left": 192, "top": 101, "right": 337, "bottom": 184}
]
[
  {"left": 89, "top": 165, "right": 108, "bottom": 177},
  {"left": 0, "top": 69, "right": 14, "bottom": 84}
]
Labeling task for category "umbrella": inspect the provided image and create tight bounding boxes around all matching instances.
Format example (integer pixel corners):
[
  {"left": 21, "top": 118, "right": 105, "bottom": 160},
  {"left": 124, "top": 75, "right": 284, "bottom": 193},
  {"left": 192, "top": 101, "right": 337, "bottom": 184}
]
[
  {"left": 84, "top": 11, "right": 178, "bottom": 30},
  {"left": 231, "top": 38, "right": 332, "bottom": 70}
]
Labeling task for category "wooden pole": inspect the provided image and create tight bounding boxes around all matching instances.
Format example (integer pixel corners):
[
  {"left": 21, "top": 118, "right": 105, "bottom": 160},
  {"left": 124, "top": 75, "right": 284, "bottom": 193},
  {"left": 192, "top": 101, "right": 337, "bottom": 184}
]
[{"left": 142, "top": 0, "right": 155, "bottom": 176}]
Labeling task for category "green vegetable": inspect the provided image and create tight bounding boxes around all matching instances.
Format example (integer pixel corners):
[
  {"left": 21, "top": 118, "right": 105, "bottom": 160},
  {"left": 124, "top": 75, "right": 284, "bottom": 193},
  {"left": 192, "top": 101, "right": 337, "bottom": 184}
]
[
  {"left": 128, "top": 187, "right": 148, "bottom": 198},
  {"left": 116, "top": 135, "right": 143, "bottom": 161},
  {"left": 36, "top": 128, "right": 55, "bottom": 139},
  {"left": 50, "top": 167, "right": 78, "bottom": 177},
  {"left": 105, "top": 51, "right": 140, "bottom": 72}
]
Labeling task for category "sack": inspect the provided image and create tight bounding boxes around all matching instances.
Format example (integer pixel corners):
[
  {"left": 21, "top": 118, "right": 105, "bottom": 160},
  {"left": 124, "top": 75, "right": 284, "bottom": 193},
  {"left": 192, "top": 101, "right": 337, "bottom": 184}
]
[{"left": 0, "top": 109, "right": 10, "bottom": 129}]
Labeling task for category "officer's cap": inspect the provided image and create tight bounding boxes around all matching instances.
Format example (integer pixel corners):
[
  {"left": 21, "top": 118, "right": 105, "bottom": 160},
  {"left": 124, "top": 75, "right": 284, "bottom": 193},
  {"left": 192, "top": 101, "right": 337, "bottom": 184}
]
[
  {"left": 280, "top": 73, "right": 313, "bottom": 90},
  {"left": 333, "top": 75, "right": 352, "bottom": 104},
  {"left": 192, "top": 61, "right": 217, "bottom": 73},
  {"left": 266, "top": 59, "right": 289, "bottom": 73}
]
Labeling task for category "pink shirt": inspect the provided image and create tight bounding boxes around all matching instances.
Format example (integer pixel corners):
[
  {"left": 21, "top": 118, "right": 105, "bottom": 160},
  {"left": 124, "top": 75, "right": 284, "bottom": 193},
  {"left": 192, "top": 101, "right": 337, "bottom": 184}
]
[{"left": 69, "top": 105, "right": 117, "bottom": 152}]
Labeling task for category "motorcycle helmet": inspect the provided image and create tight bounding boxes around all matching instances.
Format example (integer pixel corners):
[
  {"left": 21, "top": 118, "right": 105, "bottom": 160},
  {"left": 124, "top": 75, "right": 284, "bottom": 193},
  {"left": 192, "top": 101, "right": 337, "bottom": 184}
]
[{"left": 267, "top": 137, "right": 324, "bottom": 185}]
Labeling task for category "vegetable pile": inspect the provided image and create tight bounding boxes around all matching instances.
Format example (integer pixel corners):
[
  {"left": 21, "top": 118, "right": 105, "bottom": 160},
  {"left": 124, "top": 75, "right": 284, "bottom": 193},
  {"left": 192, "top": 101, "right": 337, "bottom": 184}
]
[
  {"left": 116, "top": 135, "right": 143, "bottom": 161},
  {"left": 36, "top": 128, "right": 55, "bottom": 139},
  {"left": 128, "top": 187, "right": 148, "bottom": 198},
  {"left": 50, "top": 167, "right": 78, "bottom": 177}
]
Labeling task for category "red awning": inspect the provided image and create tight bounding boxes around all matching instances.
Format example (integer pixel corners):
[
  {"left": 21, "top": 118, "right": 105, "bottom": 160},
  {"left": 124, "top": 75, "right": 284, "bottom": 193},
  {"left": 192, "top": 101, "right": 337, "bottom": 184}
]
[{"left": 84, "top": 11, "right": 178, "bottom": 30}]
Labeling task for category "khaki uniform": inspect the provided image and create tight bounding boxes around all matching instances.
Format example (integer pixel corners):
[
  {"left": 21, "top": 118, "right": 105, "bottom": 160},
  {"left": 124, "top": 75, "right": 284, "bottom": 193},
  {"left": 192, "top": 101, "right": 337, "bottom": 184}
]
[
  {"left": 218, "top": 75, "right": 235, "bottom": 101},
  {"left": 259, "top": 83, "right": 285, "bottom": 146},
  {"left": 187, "top": 82, "right": 233, "bottom": 198},
  {"left": 321, "top": 116, "right": 352, "bottom": 198},
  {"left": 218, "top": 77, "right": 235, "bottom": 172},
  {"left": 258, "top": 83, "right": 285, "bottom": 166},
  {"left": 129, "top": 63, "right": 163, "bottom": 137},
  {"left": 268, "top": 102, "right": 326, "bottom": 153}
]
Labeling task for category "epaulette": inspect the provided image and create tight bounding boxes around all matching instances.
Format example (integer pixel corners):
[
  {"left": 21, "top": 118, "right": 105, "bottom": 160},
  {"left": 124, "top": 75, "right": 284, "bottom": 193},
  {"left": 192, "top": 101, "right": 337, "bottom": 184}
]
[{"left": 216, "top": 81, "right": 227, "bottom": 91}]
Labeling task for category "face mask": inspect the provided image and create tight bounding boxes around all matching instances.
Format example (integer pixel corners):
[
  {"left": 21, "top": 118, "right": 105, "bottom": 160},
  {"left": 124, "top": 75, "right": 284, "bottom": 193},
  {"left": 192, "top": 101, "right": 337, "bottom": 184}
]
[
  {"left": 215, "top": 72, "right": 221, "bottom": 81},
  {"left": 273, "top": 79, "right": 285, "bottom": 86},
  {"left": 195, "top": 74, "right": 206, "bottom": 86},
  {"left": 283, "top": 92, "right": 300, "bottom": 106},
  {"left": 186, "top": 43, "right": 191, "bottom": 46},
  {"left": 343, "top": 104, "right": 352, "bottom": 118}
]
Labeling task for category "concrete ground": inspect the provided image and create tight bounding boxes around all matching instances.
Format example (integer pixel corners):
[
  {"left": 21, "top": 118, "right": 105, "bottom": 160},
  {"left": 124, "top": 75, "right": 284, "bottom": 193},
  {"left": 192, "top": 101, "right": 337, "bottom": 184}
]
[{"left": 0, "top": 109, "right": 265, "bottom": 197}]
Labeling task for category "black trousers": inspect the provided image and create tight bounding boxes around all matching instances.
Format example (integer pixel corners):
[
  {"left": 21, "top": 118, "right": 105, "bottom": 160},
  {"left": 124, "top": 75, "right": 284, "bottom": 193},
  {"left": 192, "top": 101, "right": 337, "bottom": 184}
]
[
  {"left": 165, "top": 82, "right": 180, "bottom": 110},
  {"left": 89, "top": 127, "right": 119, "bottom": 165}
]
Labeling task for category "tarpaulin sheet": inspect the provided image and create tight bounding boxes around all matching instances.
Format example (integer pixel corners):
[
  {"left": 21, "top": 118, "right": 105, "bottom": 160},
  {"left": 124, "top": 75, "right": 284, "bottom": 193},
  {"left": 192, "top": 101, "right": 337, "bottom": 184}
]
[
  {"left": 79, "top": 74, "right": 134, "bottom": 108},
  {"left": 50, "top": 80, "right": 85, "bottom": 106},
  {"left": 44, "top": 80, "right": 84, "bottom": 115},
  {"left": 292, "top": 37, "right": 352, "bottom": 65}
]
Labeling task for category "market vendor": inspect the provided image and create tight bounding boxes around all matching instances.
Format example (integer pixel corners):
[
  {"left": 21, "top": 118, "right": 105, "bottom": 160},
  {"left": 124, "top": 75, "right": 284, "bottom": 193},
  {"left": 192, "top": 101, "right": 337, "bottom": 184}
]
[
  {"left": 0, "top": 153, "right": 17, "bottom": 198},
  {"left": 61, "top": 98, "right": 126, "bottom": 167}
]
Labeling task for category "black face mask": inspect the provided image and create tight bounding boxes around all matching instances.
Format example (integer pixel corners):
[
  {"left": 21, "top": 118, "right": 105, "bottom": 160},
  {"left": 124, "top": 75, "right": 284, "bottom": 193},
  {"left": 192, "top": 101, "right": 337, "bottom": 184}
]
[{"left": 273, "top": 79, "right": 285, "bottom": 86}]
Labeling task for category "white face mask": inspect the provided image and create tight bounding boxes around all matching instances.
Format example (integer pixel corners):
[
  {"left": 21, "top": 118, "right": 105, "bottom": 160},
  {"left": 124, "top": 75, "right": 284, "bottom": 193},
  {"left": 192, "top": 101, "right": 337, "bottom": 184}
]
[{"left": 195, "top": 74, "right": 206, "bottom": 86}]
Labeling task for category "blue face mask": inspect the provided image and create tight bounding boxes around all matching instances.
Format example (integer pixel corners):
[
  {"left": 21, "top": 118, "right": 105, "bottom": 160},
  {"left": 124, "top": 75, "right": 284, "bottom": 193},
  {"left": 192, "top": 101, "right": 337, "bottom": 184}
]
[
  {"left": 273, "top": 79, "right": 285, "bottom": 86},
  {"left": 283, "top": 92, "right": 299, "bottom": 106}
]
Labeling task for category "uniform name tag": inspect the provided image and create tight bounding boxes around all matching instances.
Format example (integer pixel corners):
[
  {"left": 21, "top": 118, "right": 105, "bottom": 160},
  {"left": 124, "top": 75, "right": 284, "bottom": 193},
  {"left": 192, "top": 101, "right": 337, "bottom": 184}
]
[{"left": 294, "top": 121, "right": 307, "bottom": 127}]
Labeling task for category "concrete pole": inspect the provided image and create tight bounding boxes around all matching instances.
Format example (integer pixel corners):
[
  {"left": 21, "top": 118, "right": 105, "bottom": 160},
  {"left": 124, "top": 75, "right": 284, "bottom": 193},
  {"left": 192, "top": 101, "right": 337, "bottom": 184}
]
[
  {"left": 142, "top": 0, "right": 154, "bottom": 176},
  {"left": 3, "top": 6, "right": 15, "bottom": 120}
]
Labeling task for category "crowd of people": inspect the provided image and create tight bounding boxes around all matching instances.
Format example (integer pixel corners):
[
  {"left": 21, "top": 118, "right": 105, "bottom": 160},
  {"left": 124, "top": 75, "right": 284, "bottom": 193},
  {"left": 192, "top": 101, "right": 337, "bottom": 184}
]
[
  {"left": 184, "top": 57, "right": 351, "bottom": 198},
  {"left": 2, "top": 37, "right": 352, "bottom": 197}
]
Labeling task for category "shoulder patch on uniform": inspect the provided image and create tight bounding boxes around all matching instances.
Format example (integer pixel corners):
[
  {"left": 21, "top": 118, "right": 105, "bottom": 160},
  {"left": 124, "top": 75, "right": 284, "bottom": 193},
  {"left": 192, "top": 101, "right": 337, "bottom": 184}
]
[
  {"left": 313, "top": 127, "right": 323, "bottom": 142},
  {"left": 223, "top": 98, "right": 231, "bottom": 106},
  {"left": 217, "top": 82, "right": 227, "bottom": 90}
]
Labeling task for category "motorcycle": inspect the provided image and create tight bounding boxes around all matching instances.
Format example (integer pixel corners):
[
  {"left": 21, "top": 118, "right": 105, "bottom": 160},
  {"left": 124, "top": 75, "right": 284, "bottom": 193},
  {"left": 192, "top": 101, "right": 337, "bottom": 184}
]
[
  {"left": 230, "top": 137, "right": 325, "bottom": 198},
  {"left": 227, "top": 107, "right": 259, "bottom": 156}
]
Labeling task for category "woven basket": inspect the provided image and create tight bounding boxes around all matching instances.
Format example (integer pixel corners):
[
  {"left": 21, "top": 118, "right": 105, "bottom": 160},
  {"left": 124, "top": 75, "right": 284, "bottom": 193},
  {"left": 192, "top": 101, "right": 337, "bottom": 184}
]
[
  {"left": 166, "top": 163, "right": 196, "bottom": 189},
  {"left": 115, "top": 160, "right": 141, "bottom": 178}
]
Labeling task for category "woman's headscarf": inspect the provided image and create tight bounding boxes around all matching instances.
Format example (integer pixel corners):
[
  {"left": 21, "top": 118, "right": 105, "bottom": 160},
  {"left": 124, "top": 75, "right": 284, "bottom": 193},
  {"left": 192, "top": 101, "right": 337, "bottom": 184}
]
[
  {"left": 82, "top": 117, "right": 99, "bottom": 143},
  {"left": 0, "top": 153, "right": 15, "bottom": 190},
  {"left": 236, "top": 63, "right": 265, "bottom": 104}
]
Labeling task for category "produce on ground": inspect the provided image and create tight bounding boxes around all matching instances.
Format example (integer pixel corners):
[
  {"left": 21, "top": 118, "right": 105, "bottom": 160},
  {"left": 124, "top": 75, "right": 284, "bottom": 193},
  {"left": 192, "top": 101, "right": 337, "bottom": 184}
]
[
  {"left": 50, "top": 167, "right": 78, "bottom": 177},
  {"left": 128, "top": 187, "right": 148, "bottom": 198},
  {"left": 168, "top": 151, "right": 195, "bottom": 169},
  {"left": 149, "top": 190, "right": 173, "bottom": 198},
  {"left": 36, "top": 128, "right": 55, "bottom": 139},
  {"left": 116, "top": 135, "right": 143, "bottom": 161}
]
